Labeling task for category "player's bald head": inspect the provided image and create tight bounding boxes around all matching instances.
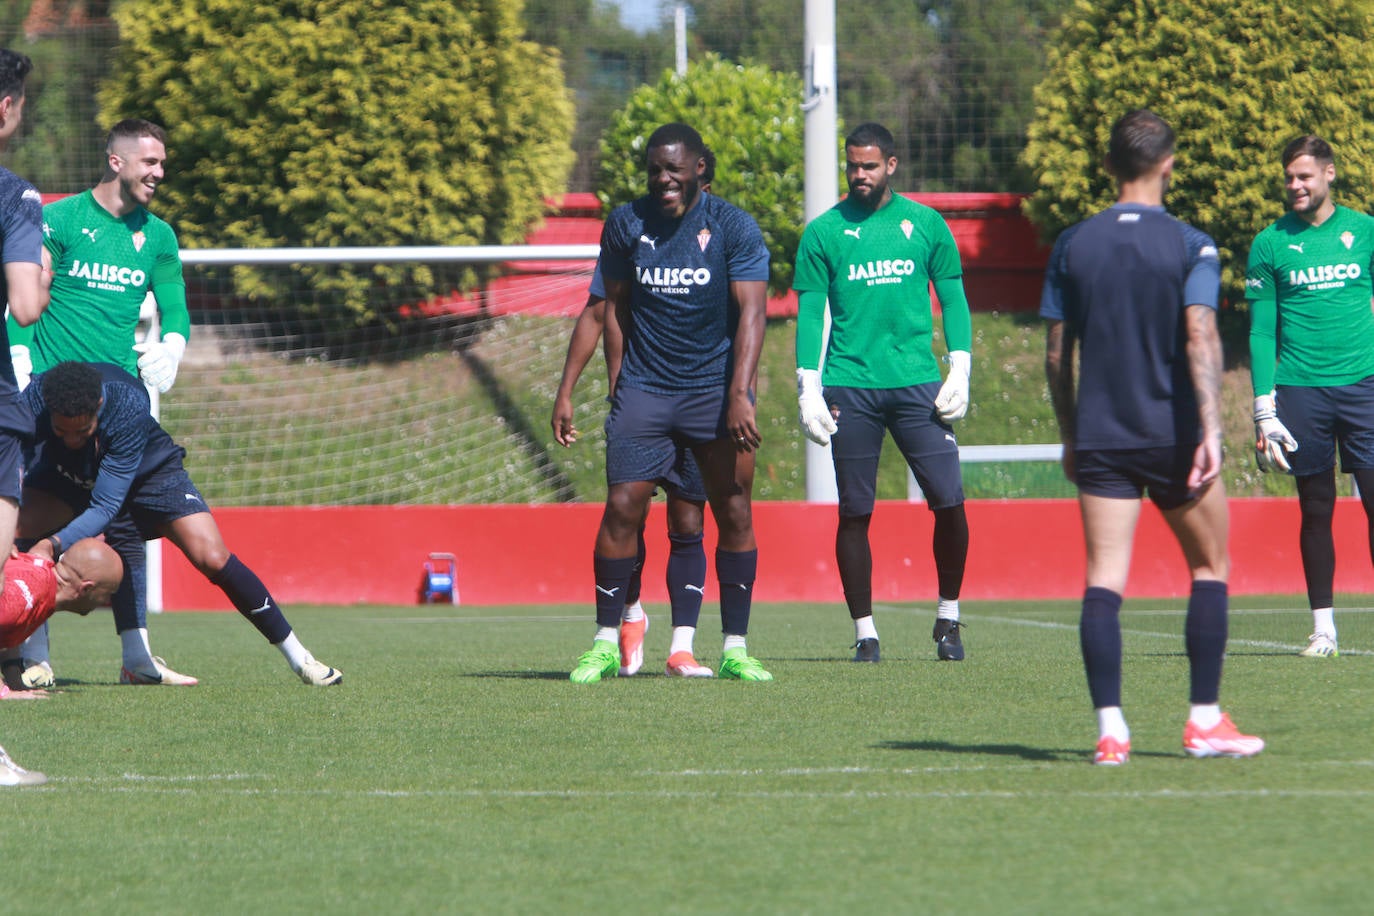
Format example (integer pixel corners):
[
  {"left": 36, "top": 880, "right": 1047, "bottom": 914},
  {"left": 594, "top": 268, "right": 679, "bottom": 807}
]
[{"left": 59, "top": 538, "right": 123, "bottom": 612}]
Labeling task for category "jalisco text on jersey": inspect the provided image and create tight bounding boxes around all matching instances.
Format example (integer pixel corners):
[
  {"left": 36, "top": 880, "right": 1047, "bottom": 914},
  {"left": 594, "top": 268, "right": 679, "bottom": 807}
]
[
  {"left": 66, "top": 260, "right": 147, "bottom": 287},
  {"left": 1289, "top": 263, "right": 1362, "bottom": 286},
  {"left": 848, "top": 259, "right": 917, "bottom": 284},
  {"left": 636, "top": 265, "right": 712, "bottom": 288}
]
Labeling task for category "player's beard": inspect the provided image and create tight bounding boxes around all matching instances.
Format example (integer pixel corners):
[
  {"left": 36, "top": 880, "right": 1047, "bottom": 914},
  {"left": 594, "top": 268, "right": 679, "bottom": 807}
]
[
  {"left": 1291, "top": 184, "right": 1327, "bottom": 215},
  {"left": 122, "top": 173, "right": 157, "bottom": 207},
  {"left": 654, "top": 181, "right": 698, "bottom": 219},
  {"left": 848, "top": 175, "right": 889, "bottom": 209}
]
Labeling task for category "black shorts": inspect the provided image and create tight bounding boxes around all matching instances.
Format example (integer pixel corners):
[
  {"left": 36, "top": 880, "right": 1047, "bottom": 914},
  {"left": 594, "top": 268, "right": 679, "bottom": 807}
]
[
  {"left": 28, "top": 456, "right": 209, "bottom": 541},
  {"left": 0, "top": 433, "right": 24, "bottom": 503},
  {"left": 827, "top": 383, "right": 964, "bottom": 514},
  {"left": 605, "top": 386, "right": 734, "bottom": 494},
  {"left": 1276, "top": 378, "right": 1374, "bottom": 476},
  {"left": 1074, "top": 445, "right": 1197, "bottom": 510}
]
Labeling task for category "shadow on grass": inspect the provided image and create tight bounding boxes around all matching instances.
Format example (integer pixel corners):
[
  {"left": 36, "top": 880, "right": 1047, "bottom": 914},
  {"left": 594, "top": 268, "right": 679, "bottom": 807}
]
[
  {"left": 876, "top": 738, "right": 1179, "bottom": 762},
  {"left": 468, "top": 670, "right": 577, "bottom": 680}
]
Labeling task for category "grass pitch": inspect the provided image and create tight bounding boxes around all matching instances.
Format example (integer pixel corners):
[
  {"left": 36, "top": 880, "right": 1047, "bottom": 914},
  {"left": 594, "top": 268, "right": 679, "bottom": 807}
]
[{"left": 4, "top": 597, "right": 1372, "bottom": 914}]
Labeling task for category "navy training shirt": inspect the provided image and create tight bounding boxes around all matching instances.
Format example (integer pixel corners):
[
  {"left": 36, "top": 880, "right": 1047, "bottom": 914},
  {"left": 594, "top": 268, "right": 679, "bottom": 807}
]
[
  {"left": 600, "top": 192, "right": 769, "bottom": 394},
  {"left": 0, "top": 164, "right": 44, "bottom": 429},
  {"left": 24, "top": 363, "right": 186, "bottom": 546},
  {"left": 1039, "top": 204, "right": 1221, "bottom": 450}
]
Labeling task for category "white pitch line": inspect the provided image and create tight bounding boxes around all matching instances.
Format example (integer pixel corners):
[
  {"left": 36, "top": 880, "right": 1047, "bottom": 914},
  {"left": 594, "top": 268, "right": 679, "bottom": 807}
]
[
  {"left": 36, "top": 783, "right": 1374, "bottom": 801},
  {"left": 970, "top": 612, "right": 1374, "bottom": 656}
]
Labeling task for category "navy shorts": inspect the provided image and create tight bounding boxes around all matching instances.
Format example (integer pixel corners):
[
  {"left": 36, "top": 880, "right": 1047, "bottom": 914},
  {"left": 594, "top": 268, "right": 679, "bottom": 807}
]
[
  {"left": 668, "top": 448, "right": 707, "bottom": 502},
  {"left": 827, "top": 383, "right": 964, "bottom": 514},
  {"left": 0, "top": 433, "right": 24, "bottom": 503},
  {"left": 1276, "top": 378, "right": 1374, "bottom": 476},
  {"left": 605, "top": 386, "right": 734, "bottom": 492},
  {"left": 28, "top": 454, "right": 210, "bottom": 541},
  {"left": 1074, "top": 445, "right": 1198, "bottom": 510}
]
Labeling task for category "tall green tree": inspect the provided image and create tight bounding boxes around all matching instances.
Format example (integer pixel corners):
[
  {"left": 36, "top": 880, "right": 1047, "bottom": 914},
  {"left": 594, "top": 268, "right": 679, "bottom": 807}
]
[
  {"left": 683, "top": 0, "right": 1066, "bottom": 191},
  {"left": 597, "top": 53, "right": 806, "bottom": 293},
  {"left": 525, "top": 0, "right": 673, "bottom": 191},
  {"left": 1022, "top": 0, "right": 1374, "bottom": 307},
  {"left": 98, "top": 0, "right": 575, "bottom": 336},
  {"left": 1, "top": 11, "right": 113, "bottom": 193}
]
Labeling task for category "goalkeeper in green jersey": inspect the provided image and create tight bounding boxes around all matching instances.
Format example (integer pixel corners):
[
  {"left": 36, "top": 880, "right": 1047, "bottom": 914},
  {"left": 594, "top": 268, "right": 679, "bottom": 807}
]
[
  {"left": 3, "top": 118, "right": 189, "bottom": 688},
  {"left": 792, "top": 122, "right": 973, "bottom": 664},
  {"left": 7, "top": 118, "right": 189, "bottom": 394},
  {"left": 1246, "top": 134, "right": 1374, "bottom": 659}
]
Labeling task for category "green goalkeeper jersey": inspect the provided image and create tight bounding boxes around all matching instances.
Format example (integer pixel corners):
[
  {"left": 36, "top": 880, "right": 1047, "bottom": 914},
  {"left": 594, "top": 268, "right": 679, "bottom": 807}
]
[
  {"left": 8, "top": 189, "right": 189, "bottom": 376},
  {"left": 793, "top": 193, "right": 970, "bottom": 388},
  {"left": 1246, "top": 204, "right": 1374, "bottom": 393}
]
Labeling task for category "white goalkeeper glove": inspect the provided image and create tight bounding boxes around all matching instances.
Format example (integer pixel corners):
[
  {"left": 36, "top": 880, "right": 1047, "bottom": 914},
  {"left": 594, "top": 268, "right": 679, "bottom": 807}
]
[
  {"left": 935, "top": 350, "right": 971, "bottom": 422},
  {"left": 133, "top": 332, "right": 187, "bottom": 393},
  {"left": 796, "top": 368, "right": 837, "bottom": 445},
  {"left": 9, "top": 344, "right": 31, "bottom": 391},
  {"left": 1253, "top": 393, "right": 1298, "bottom": 473}
]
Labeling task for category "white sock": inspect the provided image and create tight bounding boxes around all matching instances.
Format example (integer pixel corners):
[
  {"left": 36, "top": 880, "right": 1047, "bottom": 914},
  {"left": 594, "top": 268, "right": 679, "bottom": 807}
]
[
  {"left": 937, "top": 598, "right": 960, "bottom": 621},
  {"left": 120, "top": 628, "right": 155, "bottom": 670},
  {"left": 1312, "top": 607, "right": 1336, "bottom": 638},
  {"left": 1189, "top": 703, "right": 1222, "bottom": 730},
  {"left": 20, "top": 623, "right": 49, "bottom": 664},
  {"left": 669, "top": 626, "right": 696, "bottom": 656},
  {"left": 723, "top": 634, "right": 747, "bottom": 653},
  {"left": 1096, "top": 706, "right": 1129, "bottom": 742},
  {"left": 274, "top": 631, "right": 310, "bottom": 672},
  {"left": 854, "top": 615, "right": 878, "bottom": 641},
  {"left": 594, "top": 627, "right": 618, "bottom": 644},
  {"left": 622, "top": 600, "right": 644, "bottom": 623}
]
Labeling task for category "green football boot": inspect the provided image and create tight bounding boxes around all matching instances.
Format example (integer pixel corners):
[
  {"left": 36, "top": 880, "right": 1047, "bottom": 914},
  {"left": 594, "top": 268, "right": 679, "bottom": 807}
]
[
  {"left": 718, "top": 647, "right": 773, "bottom": 681},
  {"left": 569, "top": 639, "right": 620, "bottom": 684}
]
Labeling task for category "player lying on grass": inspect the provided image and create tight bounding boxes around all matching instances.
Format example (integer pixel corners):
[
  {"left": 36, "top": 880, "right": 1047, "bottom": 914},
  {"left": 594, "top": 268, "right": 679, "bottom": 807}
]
[{"left": 3, "top": 361, "right": 341, "bottom": 690}]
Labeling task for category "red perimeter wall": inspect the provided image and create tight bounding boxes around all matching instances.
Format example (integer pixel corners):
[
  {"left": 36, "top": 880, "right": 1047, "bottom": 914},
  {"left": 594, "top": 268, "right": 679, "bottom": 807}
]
[
  {"left": 155, "top": 196, "right": 1357, "bottom": 609},
  {"left": 160, "top": 499, "right": 1373, "bottom": 609},
  {"left": 479, "top": 191, "right": 1048, "bottom": 319}
]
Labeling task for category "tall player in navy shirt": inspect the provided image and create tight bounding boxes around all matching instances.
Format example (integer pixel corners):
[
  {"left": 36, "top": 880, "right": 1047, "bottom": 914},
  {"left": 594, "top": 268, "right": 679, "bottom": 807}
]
[
  {"left": 0, "top": 46, "right": 50, "bottom": 787},
  {"left": 1041, "top": 110, "right": 1262, "bottom": 765},
  {"left": 0, "top": 49, "right": 48, "bottom": 590},
  {"left": 569, "top": 123, "right": 773, "bottom": 683}
]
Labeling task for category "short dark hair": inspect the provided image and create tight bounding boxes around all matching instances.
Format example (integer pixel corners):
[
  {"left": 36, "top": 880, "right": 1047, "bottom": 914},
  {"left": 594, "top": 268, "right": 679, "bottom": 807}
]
[
  {"left": 106, "top": 118, "right": 167, "bottom": 154},
  {"left": 645, "top": 122, "right": 706, "bottom": 160},
  {"left": 41, "top": 362, "right": 103, "bottom": 417},
  {"left": 1282, "top": 134, "right": 1334, "bottom": 169},
  {"left": 845, "top": 122, "right": 896, "bottom": 160},
  {"left": 702, "top": 148, "right": 716, "bottom": 186},
  {"left": 0, "top": 48, "right": 33, "bottom": 103},
  {"left": 1106, "top": 109, "right": 1174, "bottom": 182}
]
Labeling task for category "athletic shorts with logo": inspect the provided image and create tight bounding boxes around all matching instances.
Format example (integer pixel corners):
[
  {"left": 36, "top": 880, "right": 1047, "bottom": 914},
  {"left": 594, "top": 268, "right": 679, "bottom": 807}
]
[
  {"left": 27, "top": 454, "right": 208, "bottom": 541},
  {"left": 605, "top": 386, "right": 738, "bottom": 493},
  {"left": 826, "top": 382, "right": 964, "bottom": 515},
  {"left": 1276, "top": 376, "right": 1374, "bottom": 477}
]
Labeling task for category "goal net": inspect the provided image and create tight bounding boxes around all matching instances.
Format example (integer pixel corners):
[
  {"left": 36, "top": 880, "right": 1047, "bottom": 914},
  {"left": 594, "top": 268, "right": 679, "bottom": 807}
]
[{"left": 162, "top": 249, "right": 603, "bottom": 507}]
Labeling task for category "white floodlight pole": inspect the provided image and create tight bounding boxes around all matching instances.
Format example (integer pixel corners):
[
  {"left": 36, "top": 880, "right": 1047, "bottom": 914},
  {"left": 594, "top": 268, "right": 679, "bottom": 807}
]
[
  {"left": 675, "top": 4, "right": 688, "bottom": 75},
  {"left": 802, "top": 0, "right": 839, "bottom": 503}
]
